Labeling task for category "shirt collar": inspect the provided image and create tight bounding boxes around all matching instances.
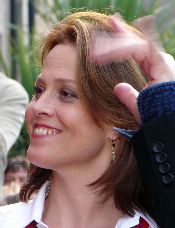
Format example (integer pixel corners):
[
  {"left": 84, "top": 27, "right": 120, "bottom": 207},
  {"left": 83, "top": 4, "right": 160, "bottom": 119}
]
[
  {"left": 2, "top": 181, "right": 157, "bottom": 228},
  {"left": 30, "top": 182, "right": 48, "bottom": 225},
  {"left": 26, "top": 181, "right": 49, "bottom": 228},
  {"left": 115, "top": 211, "right": 158, "bottom": 228},
  {"left": 114, "top": 212, "right": 140, "bottom": 228}
]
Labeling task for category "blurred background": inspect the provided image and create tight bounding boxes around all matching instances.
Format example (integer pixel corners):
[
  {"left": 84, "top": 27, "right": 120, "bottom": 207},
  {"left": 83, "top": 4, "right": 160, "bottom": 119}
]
[{"left": 0, "top": 0, "right": 175, "bottom": 158}]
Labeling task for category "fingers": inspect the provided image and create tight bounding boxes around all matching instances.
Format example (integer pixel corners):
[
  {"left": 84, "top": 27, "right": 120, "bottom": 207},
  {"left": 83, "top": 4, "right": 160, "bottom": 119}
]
[
  {"left": 92, "top": 13, "right": 175, "bottom": 126},
  {"left": 109, "top": 14, "right": 130, "bottom": 33},
  {"left": 132, "top": 16, "right": 175, "bottom": 83},
  {"left": 93, "top": 32, "right": 149, "bottom": 64},
  {"left": 93, "top": 14, "right": 150, "bottom": 65},
  {"left": 114, "top": 83, "right": 141, "bottom": 124},
  {"left": 109, "top": 13, "right": 143, "bottom": 37},
  {"left": 148, "top": 50, "right": 175, "bottom": 84},
  {"left": 133, "top": 15, "right": 163, "bottom": 50},
  {"left": 93, "top": 14, "right": 175, "bottom": 84}
]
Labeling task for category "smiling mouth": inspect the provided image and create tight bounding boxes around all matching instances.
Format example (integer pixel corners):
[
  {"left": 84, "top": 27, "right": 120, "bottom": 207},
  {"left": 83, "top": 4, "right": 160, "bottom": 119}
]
[
  {"left": 32, "top": 123, "right": 62, "bottom": 138},
  {"left": 33, "top": 127, "right": 60, "bottom": 136}
]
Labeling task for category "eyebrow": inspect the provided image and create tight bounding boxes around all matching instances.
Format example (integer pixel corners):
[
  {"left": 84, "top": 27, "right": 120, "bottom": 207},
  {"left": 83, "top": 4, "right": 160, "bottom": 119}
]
[{"left": 36, "top": 77, "right": 75, "bottom": 84}]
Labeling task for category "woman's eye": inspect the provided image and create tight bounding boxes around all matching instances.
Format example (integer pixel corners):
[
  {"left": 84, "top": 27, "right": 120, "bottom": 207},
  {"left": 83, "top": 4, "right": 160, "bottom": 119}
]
[
  {"left": 33, "top": 86, "right": 44, "bottom": 99},
  {"left": 60, "top": 89, "right": 78, "bottom": 100}
]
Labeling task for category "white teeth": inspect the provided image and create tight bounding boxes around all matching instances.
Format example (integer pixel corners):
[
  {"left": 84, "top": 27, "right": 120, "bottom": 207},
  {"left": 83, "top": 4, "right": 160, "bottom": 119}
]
[
  {"left": 43, "top": 129, "right": 47, "bottom": 135},
  {"left": 48, "top": 129, "right": 53, "bottom": 136},
  {"left": 33, "top": 128, "right": 58, "bottom": 136},
  {"left": 38, "top": 128, "right": 44, "bottom": 135}
]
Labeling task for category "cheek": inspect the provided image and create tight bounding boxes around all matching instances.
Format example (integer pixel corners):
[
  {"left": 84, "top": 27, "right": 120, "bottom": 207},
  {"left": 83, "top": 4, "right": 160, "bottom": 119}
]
[
  {"left": 66, "top": 108, "right": 104, "bottom": 144},
  {"left": 63, "top": 106, "right": 98, "bottom": 134},
  {"left": 58, "top": 107, "right": 80, "bottom": 131}
]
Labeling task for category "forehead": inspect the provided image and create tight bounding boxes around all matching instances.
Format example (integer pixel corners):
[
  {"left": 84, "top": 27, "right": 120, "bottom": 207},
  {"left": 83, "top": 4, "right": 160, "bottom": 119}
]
[
  {"left": 43, "top": 44, "right": 76, "bottom": 68},
  {"left": 40, "top": 44, "right": 77, "bottom": 82}
]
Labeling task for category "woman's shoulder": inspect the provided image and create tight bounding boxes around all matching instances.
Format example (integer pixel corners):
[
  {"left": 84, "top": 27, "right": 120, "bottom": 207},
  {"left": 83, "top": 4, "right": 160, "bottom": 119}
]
[
  {"left": 0, "top": 200, "right": 33, "bottom": 226},
  {"left": 0, "top": 201, "right": 28, "bottom": 212}
]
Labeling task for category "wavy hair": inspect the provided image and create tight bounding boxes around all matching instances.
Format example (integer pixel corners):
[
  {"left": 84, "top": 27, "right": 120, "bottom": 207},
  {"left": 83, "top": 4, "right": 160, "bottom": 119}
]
[{"left": 20, "top": 11, "right": 153, "bottom": 218}]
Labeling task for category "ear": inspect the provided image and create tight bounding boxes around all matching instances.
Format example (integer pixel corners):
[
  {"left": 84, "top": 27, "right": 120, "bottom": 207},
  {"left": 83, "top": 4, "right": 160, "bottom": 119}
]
[{"left": 106, "top": 126, "right": 120, "bottom": 141}]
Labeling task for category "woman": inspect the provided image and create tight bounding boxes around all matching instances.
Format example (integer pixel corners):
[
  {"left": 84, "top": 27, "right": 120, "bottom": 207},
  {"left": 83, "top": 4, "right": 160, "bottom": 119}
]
[{"left": 0, "top": 11, "right": 174, "bottom": 227}]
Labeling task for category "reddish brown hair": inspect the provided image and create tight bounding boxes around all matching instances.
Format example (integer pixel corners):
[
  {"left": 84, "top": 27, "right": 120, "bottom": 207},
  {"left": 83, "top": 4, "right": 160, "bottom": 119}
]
[{"left": 20, "top": 11, "right": 153, "bottom": 218}]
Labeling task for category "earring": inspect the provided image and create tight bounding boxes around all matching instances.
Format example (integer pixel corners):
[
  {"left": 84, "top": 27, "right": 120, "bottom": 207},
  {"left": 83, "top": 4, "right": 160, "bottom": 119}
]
[{"left": 111, "top": 139, "right": 116, "bottom": 162}]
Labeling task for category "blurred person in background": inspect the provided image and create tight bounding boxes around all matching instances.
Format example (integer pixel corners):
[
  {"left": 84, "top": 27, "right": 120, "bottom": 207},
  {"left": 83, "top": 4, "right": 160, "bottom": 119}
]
[
  {"left": 0, "top": 73, "right": 28, "bottom": 200},
  {"left": 4, "top": 155, "right": 28, "bottom": 186},
  {"left": 1, "top": 156, "right": 28, "bottom": 205}
]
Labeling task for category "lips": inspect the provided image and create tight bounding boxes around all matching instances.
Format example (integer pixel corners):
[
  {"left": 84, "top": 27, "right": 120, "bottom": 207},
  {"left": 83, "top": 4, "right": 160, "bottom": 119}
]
[{"left": 32, "top": 123, "right": 62, "bottom": 138}]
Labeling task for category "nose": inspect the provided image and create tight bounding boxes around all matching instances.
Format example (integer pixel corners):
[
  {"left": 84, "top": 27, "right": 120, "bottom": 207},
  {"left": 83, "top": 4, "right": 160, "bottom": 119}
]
[{"left": 32, "top": 92, "right": 55, "bottom": 118}]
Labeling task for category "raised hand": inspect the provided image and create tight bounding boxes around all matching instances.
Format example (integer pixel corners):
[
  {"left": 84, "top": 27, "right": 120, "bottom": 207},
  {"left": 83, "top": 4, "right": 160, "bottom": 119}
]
[{"left": 93, "top": 14, "right": 175, "bottom": 123}]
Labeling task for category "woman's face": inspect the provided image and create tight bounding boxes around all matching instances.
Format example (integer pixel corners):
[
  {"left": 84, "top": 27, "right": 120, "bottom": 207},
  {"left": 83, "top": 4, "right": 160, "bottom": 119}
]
[{"left": 26, "top": 44, "right": 113, "bottom": 170}]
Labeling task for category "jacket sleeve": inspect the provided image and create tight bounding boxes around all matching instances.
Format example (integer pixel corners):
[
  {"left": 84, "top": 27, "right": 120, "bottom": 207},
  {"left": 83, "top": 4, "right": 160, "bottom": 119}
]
[
  {"left": 0, "top": 73, "right": 29, "bottom": 170},
  {"left": 132, "top": 113, "right": 175, "bottom": 228}
]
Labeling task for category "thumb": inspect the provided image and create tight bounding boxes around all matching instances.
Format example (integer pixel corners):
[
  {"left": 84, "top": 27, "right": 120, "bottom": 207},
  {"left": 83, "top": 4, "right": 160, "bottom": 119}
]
[{"left": 114, "top": 83, "right": 141, "bottom": 124}]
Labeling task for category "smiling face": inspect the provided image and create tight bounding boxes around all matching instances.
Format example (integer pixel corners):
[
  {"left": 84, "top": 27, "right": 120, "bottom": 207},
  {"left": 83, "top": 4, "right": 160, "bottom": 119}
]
[{"left": 26, "top": 44, "right": 114, "bottom": 171}]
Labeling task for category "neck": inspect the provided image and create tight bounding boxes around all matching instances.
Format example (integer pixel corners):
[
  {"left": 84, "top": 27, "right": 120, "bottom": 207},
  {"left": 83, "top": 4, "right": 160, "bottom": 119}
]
[
  {"left": 42, "top": 163, "right": 124, "bottom": 228},
  {"left": 43, "top": 180, "right": 123, "bottom": 228}
]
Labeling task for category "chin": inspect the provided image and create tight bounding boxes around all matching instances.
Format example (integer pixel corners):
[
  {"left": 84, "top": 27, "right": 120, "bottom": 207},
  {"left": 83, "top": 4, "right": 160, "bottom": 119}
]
[{"left": 27, "top": 146, "right": 49, "bottom": 169}]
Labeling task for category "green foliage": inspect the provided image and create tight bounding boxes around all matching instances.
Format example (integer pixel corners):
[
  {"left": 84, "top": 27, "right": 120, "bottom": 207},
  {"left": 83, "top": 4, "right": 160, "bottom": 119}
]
[
  {"left": 0, "top": 55, "right": 8, "bottom": 77},
  {"left": 6, "top": 26, "right": 40, "bottom": 157},
  {"left": 10, "top": 25, "right": 40, "bottom": 98},
  {"left": 35, "top": 0, "right": 159, "bottom": 23},
  {"left": 155, "top": 2, "right": 175, "bottom": 57},
  {"left": 8, "top": 123, "right": 29, "bottom": 158},
  {"left": 1, "top": 0, "right": 174, "bottom": 157}
]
